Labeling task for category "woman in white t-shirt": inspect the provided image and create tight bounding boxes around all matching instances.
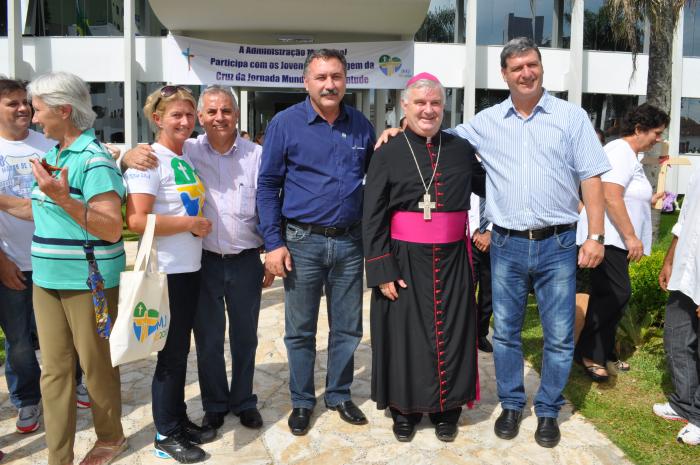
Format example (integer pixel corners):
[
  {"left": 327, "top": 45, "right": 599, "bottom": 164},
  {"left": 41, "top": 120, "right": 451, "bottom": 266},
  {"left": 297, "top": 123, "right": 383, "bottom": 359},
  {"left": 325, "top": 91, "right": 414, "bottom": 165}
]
[
  {"left": 124, "top": 86, "right": 213, "bottom": 463},
  {"left": 575, "top": 104, "right": 669, "bottom": 382}
]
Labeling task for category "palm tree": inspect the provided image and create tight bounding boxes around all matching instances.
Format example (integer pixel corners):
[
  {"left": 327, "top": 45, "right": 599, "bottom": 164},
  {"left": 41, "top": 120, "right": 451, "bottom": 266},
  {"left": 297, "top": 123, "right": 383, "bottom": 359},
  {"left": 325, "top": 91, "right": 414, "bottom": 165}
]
[{"left": 605, "top": 0, "right": 696, "bottom": 240}]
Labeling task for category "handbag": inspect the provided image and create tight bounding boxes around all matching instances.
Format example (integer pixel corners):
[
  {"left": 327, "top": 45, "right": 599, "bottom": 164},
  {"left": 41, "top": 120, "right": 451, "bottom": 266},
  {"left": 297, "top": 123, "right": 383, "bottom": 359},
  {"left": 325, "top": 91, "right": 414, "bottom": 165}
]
[{"left": 110, "top": 214, "right": 170, "bottom": 366}]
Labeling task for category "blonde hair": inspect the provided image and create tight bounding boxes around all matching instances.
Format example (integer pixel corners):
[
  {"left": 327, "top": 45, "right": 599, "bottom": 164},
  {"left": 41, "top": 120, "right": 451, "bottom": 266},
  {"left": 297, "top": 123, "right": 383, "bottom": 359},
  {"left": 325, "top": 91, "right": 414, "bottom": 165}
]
[{"left": 142, "top": 86, "right": 196, "bottom": 134}]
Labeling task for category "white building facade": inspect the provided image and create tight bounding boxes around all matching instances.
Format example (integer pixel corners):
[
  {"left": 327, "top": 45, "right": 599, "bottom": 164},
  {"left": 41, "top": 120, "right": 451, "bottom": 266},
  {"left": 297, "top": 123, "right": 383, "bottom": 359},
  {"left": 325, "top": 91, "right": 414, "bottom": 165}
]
[{"left": 2, "top": 0, "right": 700, "bottom": 190}]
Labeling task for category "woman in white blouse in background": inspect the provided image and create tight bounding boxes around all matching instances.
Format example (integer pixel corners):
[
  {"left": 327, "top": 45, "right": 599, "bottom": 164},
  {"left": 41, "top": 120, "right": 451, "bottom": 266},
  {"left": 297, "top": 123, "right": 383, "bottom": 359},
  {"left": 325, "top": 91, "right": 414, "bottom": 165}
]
[{"left": 576, "top": 104, "right": 669, "bottom": 382}]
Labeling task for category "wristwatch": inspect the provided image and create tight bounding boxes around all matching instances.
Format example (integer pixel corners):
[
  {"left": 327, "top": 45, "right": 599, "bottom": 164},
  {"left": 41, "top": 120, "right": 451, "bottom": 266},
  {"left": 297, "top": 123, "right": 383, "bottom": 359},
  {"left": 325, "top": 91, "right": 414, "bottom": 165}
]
[{"left": 587, "top": 234, "right": 605, "bottom": 244}]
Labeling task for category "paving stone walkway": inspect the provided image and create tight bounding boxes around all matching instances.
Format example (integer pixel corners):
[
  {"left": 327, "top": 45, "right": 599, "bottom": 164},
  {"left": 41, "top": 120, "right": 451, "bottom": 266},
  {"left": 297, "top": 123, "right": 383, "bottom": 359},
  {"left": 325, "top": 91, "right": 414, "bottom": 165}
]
[{"left": 0, "top": 243, "right": 632, "bottom": 464}]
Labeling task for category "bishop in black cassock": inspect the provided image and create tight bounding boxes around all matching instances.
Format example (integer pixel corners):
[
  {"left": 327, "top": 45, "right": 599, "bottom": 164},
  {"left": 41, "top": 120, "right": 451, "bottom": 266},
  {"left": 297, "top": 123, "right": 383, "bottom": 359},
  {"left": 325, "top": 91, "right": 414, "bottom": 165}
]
[{"left": 363, "top": 72, "right": 485, "bottom": 442}]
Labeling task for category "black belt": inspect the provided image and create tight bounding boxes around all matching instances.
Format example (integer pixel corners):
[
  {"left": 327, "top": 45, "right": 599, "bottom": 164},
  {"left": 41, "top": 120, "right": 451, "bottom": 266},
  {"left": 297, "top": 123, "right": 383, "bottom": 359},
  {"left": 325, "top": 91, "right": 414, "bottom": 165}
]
[
  {"left": 202, "top": 248, "right": 259, "bottom": 259},
  {"left": 493, "top": 223, "right": 576, "bottom": 241},
  {"left": 286, "top": 219, "right": 358, "bottom": 238}
]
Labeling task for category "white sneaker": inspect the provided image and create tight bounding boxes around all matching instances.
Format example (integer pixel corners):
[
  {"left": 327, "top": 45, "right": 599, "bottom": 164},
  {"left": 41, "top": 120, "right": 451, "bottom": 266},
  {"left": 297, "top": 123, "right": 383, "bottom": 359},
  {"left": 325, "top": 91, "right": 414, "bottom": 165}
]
[
  {"left": 653, "top": 402, "right": 686, "bottom": 422},
  {"left": 16, "top": 404, "right": 41, "bottom": 433},
  {"left": 76, "top": 383, "right": 91, "bottom": 409},
  {"left": 677, "top": 423, "right": 700, "bottom": 445}
]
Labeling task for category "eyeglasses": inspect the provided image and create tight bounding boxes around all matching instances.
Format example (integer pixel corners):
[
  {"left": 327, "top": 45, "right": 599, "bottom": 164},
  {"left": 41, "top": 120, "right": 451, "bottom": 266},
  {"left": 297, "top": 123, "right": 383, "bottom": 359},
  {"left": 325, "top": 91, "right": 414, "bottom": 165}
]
[{"left": 154, "top": 85, "right": 192, "bottom": 110}]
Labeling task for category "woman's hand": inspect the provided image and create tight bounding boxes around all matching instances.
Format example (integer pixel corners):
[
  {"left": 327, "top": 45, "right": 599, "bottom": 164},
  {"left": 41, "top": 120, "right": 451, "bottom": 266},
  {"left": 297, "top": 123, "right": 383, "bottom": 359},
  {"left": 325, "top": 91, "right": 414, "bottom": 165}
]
[
  {"left": 624, "top": 235, "right": 644, "bottom": 262},
  {"left": 31, "top": 159, "right": 71, "bottom": 206},
  {"left": 189, "top": 216, "right": 212, "bottom": 237}
]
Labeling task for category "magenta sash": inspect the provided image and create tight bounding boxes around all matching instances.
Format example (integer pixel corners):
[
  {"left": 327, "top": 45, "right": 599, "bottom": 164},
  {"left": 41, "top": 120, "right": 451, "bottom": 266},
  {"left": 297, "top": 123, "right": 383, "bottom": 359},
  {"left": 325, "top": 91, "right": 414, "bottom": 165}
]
[{"left": 390, "top": 211, "right": 467, "bottom": 243}]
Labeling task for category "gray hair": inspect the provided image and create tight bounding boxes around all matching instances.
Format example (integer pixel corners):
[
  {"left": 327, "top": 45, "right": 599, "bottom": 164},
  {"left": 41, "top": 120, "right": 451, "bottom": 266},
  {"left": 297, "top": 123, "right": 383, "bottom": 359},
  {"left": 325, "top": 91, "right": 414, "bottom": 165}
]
[
  {"left": 27, "top": 72, "right": 96, "bottom": 130},
  {"left": 500, "top": 37, "right": 542, "bottom": 69},
  {"left": 197, "top": 85, "right": 239, "bottom": 112},
  {"left": 303, "top": 49, "right": 347, "bottom": 77},
  {"left": 400, "top": 78, "right": 446, "bottom": 103}
]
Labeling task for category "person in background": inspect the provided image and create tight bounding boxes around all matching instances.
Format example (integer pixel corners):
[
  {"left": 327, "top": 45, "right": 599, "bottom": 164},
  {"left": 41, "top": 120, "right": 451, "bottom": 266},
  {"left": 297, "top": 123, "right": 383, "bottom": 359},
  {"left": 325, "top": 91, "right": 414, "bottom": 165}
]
[
  {"left": 240, "top": 130, "right": 250, "bottom": 140},
  {"left": 254, "top": 131, "right": 264, "bottom": 146},
  {"left": 0, "top": 71, "right": 127, "bottom": 465},
  {"left": 124, "top": 85, "right": 214, "bottom": 463},
  {"left": 575, "top": 104, "right": 668, "bottom": 381},
  {"left": 656, "top": 161, "right": 700, "bottom": 446}
]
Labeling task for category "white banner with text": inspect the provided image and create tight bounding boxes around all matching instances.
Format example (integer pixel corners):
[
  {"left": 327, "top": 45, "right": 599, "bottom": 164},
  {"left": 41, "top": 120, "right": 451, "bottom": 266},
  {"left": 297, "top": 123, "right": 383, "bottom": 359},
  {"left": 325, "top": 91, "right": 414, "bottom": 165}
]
[{"left": 165, "top": 35, "right": 414, "bottom": 89}]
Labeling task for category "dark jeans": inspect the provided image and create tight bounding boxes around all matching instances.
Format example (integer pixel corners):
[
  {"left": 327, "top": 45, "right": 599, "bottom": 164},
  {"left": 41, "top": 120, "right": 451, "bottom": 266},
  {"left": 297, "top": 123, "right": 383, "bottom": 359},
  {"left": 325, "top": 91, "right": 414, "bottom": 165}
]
[
  {"left": 664, "top": 291, "right": 700, "bottom": 426},
  {"left": 283, "top": 222, "right": 364, "bottom": 409},
  {"left": 576, "top": 245, "right": 631, "bottom": 365},
  {"left": 152, "top": 271, "right": 200, "bottom": 436},
  {"left": 490, "top": 228, "right": 577, "bottom": 417},
  {"left": 193, "top": 249, "right": 263, "bottom": 415},
  {"left": 472, "top": 246, "right": 492, "bottom": 338},
  {"left": 0, "top": 272, "right": 41, "bottom": 408}
]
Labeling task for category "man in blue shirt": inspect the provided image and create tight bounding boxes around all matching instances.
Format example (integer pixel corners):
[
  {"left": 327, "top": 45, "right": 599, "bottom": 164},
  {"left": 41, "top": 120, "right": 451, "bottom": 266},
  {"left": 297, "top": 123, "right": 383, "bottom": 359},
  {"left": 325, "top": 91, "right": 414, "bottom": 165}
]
[
  {"left": 451, "top": 37, "right": 609, "bottom": 448},
  {"left": 257, "top": 48, "right": 375, "bottom": 436}
]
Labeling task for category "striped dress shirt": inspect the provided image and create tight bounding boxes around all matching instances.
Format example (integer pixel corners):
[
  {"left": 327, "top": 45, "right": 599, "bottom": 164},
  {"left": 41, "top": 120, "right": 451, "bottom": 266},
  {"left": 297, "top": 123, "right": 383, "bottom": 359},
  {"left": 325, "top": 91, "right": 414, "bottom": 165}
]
[{"left": 450, "top": 91, "right": 610, "bottom": 230}]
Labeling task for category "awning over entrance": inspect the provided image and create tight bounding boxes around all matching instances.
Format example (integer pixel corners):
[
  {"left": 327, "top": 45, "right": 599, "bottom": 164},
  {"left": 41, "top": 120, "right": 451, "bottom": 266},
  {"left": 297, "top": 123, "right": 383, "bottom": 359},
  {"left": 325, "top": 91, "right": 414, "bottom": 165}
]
[{"left": 149, "top": 0, "right": 431, "bottom": 43}]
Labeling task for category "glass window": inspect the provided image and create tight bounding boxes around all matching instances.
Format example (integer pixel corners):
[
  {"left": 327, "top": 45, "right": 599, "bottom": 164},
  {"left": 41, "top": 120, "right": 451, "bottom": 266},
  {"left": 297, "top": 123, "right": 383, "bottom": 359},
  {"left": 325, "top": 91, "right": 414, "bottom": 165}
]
[
  {"left": 415, "top": 0, "right": 460, "bottom": 43},
  {"left": 680, "top": 98, "right": 700, "bottom": 154},
  {"left": 476, "top": 0, "right": 571, "bottom": 48},
  {"left": 475, "top": 89, "right": 509, "bottom": 113},
  {"left": 23, "top": 0, "right": 122, "bottom": 36},
  {"left": 683, "top": 4, "right": 700, "bottom": 57},
  {"left": 581, "top": 93, "right": 638, "bottom": 141},
  {"left": 583, "top": 0, "right": 643, "bottom": 52},
  {"left": 136, "top": 0, "right": 167, "bottom": 36},
  {"left": 0, "top": 0, "right": 7, "bottom": 36},
  {"left": 90, "top": 82, "right": 125, "bottom": 143}
]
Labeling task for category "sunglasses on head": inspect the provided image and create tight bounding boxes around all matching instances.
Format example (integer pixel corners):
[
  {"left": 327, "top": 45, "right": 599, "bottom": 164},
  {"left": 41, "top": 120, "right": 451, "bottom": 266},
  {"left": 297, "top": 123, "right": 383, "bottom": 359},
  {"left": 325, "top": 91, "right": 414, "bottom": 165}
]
[{"left": 154, "top": 85, "right": 192, "bottom": 109}]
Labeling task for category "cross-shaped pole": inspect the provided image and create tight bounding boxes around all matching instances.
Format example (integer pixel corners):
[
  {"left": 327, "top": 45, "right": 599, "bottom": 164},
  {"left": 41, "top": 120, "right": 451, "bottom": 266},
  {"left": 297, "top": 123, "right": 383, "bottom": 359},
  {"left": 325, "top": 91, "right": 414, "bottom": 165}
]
[
  {"left": 418, "top": 192, "right": 436, "bottom": 220},
  {"left": 641, "top": 142, "right": 691, "bottom": 209}
]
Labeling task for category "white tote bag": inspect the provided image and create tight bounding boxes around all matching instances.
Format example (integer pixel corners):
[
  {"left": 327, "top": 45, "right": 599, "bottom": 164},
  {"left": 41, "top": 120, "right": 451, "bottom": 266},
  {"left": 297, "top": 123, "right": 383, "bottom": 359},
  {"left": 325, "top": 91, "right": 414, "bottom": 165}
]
[{"left": 110, "top": 214, "right": 170, "bottom": 366}]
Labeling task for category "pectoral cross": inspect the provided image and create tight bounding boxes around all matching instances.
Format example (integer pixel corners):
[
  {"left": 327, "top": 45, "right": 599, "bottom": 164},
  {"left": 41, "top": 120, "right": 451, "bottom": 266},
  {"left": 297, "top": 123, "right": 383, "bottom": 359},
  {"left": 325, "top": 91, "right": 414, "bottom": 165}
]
[{"left": 418, "top": 193, "right": 436, "bottom": 220}]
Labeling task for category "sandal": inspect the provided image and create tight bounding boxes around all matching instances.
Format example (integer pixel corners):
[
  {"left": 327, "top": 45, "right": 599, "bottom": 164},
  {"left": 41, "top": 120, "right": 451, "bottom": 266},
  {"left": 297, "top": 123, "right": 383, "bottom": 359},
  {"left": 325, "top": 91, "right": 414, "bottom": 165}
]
[
  {"left": 582, "top": 359, "right": 609, "bottom": 382},
  {"left": 612, "top": 359, "right": 630, "bottom": 372},
  {"left": 78, "top": 437, "right": 127, "bottom": 465}
]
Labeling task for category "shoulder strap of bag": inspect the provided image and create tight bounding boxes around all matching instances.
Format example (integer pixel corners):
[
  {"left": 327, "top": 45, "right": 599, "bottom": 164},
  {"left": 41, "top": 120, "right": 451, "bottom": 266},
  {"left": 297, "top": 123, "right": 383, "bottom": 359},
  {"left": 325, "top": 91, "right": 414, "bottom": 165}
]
[{"left": 133, "top": 214, "right": 158, "bottom": 273}]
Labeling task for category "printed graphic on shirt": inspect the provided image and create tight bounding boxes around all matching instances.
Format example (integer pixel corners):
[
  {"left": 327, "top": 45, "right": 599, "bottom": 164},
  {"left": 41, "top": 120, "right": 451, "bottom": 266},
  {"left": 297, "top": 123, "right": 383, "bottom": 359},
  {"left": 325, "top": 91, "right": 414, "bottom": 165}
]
[
  {"left": 0, "top": 152, "right": 40, "bottom": 198},
  {"left": 171, "top": 157, "right": 205, "bottom": 217}
]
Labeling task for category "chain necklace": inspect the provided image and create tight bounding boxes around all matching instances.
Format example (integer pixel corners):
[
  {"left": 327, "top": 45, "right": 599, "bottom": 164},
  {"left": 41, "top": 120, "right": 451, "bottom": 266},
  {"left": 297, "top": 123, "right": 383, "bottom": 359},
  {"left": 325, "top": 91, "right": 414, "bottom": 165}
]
[{"left": 403, "top": 130, "right": 442, "bottom": 220}]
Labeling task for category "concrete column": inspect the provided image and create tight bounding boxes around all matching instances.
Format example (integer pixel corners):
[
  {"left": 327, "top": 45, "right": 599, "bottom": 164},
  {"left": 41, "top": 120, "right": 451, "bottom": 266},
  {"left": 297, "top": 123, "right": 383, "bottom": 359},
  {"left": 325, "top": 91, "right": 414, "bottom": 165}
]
[
  {"left": 8, "top": 0, "right": 22, "bottom": 78},
  {"left": 362, "top": 90, "right": 372, "bottom": 123},
  {"left": 551, "top": 0, "right": 563, "bottom": 48},
  {"left": 450, "top": 89, "right": 459, "bottom": 127},
  {"left": 638, "top": 19, "right": 651, "bottom": 105},
  {"left": 375, "top": 89, "right": 387, "bottom": 131},
  {"left": 669, "top": 9, "right": 684, "bottom": 155},
  {"left": 123, "top": 0, "right": 138, "bottom": 145},
  {"left": 567, "top": 0, "right": 584, "bottom": 106},
  {"left": 394, "top": 89, "right": 403, "bottom": 127},
  {"left": 463, "top": 0, "right": 477, "bottom": 122},
  {"left": 240, "top": 90, "right": 249, "bottom": 132}
]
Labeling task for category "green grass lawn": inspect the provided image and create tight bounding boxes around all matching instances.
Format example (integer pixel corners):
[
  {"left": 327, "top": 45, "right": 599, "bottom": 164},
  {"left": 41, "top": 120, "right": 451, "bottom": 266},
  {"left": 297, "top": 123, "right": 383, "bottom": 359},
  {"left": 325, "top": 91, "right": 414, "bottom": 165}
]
[{"left": 521, "top": 210, "right": 697, "bottom": 465}]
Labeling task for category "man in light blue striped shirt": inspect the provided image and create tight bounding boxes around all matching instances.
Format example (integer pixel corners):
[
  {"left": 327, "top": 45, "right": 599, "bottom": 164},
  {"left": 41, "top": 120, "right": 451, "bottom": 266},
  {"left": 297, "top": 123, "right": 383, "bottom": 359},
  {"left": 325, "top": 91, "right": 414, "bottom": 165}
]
[{"left": 450, "top": 37, "right": 610, "bottom": 448}]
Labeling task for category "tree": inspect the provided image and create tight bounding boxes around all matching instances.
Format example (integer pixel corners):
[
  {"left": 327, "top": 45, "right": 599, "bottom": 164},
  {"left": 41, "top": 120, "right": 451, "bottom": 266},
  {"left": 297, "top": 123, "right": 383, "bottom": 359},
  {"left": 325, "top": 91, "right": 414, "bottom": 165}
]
[
  {"left": 414, "top": 6, "right": 455, "bottom": 43},
  {"left": 605, "top": 0, "right": 696, "bottom": 240}
]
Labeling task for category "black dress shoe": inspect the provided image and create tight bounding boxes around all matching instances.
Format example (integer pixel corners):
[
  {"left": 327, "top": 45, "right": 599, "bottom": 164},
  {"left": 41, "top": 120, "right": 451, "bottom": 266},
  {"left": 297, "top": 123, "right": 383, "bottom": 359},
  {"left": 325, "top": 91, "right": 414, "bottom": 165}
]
[
  {"left": 202, "top": 411, "right": 226, "bottom": 430},
  {"left": 237, "top": 408, "right": 263, "bottom": 429},
  {"left": 494, "top": 408, "right": 522, "bottom": 440},
  {"left": 478, "top": 336, "right": 494, "bottom": 353},
  {"left": 325, "top": 400, "right": 368, "bottom": 425},
  {"left": 434, "top": 421, "right": 458, "bottom": 442},
  {"left": 288, "top": 408, "right": 312, "bottom": 435},
  {"left": 182, "top": 419, "right": 217, "bottom": 445},
  {"left": 392, "top": 421, "right": 416, "bottom": 442},
  {"left": 534, "top": 417, "right": 560, "bottom": 448}
]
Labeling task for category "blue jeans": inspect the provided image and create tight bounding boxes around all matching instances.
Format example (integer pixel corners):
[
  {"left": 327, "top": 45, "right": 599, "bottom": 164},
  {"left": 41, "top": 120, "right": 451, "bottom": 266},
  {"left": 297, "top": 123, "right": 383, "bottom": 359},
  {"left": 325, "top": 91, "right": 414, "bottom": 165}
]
[
  {"left": 0, "top": 272, "right": 41, "bottom": 408},
  {"left": 490, "top": 228, "right": 577, "bottom": 418},
  {"left": 193, "top": 249, "right": 263, "bottom": 414},
  {"left": 283, "top": 222, "right": 364, "bottom": 409}
]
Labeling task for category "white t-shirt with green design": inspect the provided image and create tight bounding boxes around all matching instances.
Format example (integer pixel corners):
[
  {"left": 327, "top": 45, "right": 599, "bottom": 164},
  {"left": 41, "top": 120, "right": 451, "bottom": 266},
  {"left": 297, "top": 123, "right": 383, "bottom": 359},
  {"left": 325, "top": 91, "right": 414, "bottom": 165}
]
[{"left": 124, "top": 143, "right": 205, "bottom": 274}]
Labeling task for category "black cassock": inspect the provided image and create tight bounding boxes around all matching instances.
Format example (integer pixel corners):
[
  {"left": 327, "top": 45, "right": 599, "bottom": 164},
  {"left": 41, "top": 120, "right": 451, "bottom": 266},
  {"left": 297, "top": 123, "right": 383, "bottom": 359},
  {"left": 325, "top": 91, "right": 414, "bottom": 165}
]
[{"left": 362, "top": 128, "right": 485, "bottom": 414}]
